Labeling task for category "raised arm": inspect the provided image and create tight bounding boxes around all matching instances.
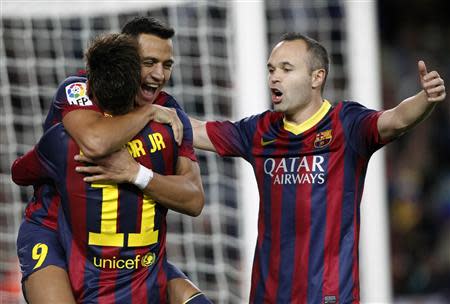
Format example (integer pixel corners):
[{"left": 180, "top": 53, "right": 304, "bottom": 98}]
[
  {"left": 63, "top": 103, "right": 183, "bottom": 159},
  {"left": 378, "top": 60, "right": 446, "bottom": 142},
  {"left": 74, "top": 149, "right": 204, "bottom": 216}
]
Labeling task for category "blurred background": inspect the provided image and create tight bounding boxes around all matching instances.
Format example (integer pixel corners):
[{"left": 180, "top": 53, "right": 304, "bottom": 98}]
[
  {"left": 379, "top": 0, "right": 450, "bottom": 301},
  {"left": 1, "top": 0, "right": 449, "bottom": 303}
]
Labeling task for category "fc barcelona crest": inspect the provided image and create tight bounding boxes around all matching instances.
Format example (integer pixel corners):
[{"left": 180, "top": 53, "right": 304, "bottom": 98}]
[{"left": 314, "top": 129, "right": 333, "bottom": 148}]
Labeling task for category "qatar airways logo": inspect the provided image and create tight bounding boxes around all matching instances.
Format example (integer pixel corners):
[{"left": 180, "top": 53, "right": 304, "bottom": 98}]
[{"left": 264, "top": 156, "right": 326, "bottom": 185}]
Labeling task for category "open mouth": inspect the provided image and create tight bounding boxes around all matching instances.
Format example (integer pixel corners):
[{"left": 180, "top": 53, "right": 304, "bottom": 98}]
[
  {"left": 139, "top": 83, "right": 159, "bottom": 103},
  {"left": 271, "top": 88, "right": 283, "bottom": 103}
]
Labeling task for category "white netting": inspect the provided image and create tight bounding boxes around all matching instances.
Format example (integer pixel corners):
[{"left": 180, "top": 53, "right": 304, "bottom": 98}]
[{"left": 0, "top": 1, "right": 350, "bottom": 303}]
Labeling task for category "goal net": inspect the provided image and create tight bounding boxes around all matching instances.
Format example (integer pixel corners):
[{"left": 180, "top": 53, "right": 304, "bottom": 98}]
[{"left": 0, "top": 1, "right": 387, "bottom": 303}]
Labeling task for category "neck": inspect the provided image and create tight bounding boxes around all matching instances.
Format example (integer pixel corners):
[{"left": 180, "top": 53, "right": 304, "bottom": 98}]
[{"left": 284, "top": 95, "right": 324, "bottom": 125}]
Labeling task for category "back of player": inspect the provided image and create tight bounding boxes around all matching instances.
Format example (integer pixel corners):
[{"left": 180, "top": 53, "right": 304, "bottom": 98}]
[{"left": 35, "top": 118, "right": 179, "bottom": 303}]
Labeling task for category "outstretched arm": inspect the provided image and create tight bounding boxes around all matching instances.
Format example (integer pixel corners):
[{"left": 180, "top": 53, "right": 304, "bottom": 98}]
[
  {"left": 145, "top": 106, "right": 217, "bottom": 152},
  {"left": 189, "top": 117, "right": 216, "bottom": 152},
  {"left": 74, "top": 149, "right": 204, "bottom": 216},
  {"left": 378, "top": 60, "right": 446, "bottom": 142},
  {"left": 63, "top": 103, "right": 183, "bottom": 159}
]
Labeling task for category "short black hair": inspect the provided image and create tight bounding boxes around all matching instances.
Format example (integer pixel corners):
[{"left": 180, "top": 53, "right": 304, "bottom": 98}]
[
  {"left": 85, "top": 33, "right": 140, "bottom": 116},
  {"left": 280, "top": 32, "right": 329, "bottom": 91},
  {"left": 121, "top": 16, "right": 175, "bottom": 39}
]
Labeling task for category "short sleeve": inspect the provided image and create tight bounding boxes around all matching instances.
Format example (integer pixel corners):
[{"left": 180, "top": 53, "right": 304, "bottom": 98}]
[{"left": 340, "top": 101, "right": 386, "bottom": 157}]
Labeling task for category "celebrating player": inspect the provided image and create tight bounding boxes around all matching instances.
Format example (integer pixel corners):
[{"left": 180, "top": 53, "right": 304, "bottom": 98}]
[
  {"left": 89, "top": 32, "right": 446, "bottom": 303},
  {"left": 12, "top": 17, "right": 210, "bottom": 304},
  {"left": 13, "top": 32, "right": 205, "bottom": 304}
]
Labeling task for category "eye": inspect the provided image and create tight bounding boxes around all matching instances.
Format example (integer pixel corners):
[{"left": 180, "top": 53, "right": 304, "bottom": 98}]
[
  {"left": 142, "top": 59, "right": 155, "bottom": 66},
  {"left": 163, "top": 63, "right": 173, "bottom": 70}
]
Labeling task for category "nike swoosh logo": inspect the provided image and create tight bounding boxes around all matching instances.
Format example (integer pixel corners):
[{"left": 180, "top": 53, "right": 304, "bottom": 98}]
[{"left": 261, "top": 138, "right": 277, "bottom": 146}]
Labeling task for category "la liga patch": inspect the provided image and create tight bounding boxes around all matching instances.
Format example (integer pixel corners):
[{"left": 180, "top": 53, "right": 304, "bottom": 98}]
[{"left": 65, "top": 82, "right": 93, "bottom": 106}]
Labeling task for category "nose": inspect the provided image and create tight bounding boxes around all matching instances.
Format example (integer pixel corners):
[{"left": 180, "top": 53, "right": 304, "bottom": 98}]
[
  {"left": 269, "top": 70, "right": 281, "bottom": 84},
  {"left": 151, "top": 63, "right": 164, "bottom": 82}
]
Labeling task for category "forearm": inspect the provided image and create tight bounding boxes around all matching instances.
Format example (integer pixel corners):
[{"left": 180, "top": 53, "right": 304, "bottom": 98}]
[
  {"left": 378, "top": 90, "right": 436, "bottom": 140},
  {"left": 395, "top": 90, "right": 436, "bottom": 128},
  {"left": 189, "top": 117, "right": 216, "bottom": 151},
  {"left": 76, "top": 152, "right": 205, "bottom": 216},
  {"left": 142, "top": 170, "right": 204, "bottom": 217},
  {"left": 63, "top": 104, "right": 157, "bottom": 158}
]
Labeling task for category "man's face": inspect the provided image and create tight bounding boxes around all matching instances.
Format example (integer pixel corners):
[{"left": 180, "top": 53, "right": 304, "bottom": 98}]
[
  {"left": 267, "top": 40, "right": 313, "bottom": 115},
  {"left": 135, "top": 33, "right": 174, "bottom": 106}
]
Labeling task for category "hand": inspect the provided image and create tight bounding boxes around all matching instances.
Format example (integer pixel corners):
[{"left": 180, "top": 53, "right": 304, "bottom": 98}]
[
  {"left": 418, "top": 60, "right": 446, "bottom": 102},
  {"left": 150, "top": 104, "right": 183, "bottom": 145},
  {"left": 74, "top": 148, "right": 139, "bottom": 184}
]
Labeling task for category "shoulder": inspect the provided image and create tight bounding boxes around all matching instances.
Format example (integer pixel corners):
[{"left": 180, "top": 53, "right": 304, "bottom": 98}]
[
  {"left": 156, "top": 91, "right": 183, "bottom": 110},
  {"left": 55, "top": 76, "right": 88, "bottom": 99},
  {"left": 56, "top": 76, "right": 87, "bottom": 91}
]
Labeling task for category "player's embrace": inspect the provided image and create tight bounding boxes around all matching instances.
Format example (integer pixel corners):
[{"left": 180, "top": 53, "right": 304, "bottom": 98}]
[{"left": 12, "top": 31, "right": 208, "bottom": 303}]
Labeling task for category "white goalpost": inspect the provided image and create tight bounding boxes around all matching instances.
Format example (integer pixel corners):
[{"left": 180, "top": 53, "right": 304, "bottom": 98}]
[{"left": 345, "top": 1, "right": 392, "bottom": 302}]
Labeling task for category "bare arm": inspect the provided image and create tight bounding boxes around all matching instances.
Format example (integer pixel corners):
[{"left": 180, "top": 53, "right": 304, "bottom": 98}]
[
  {"left": 63, "top": 103, "right": 183, "bottom": 159},
  {"left": 147, "top": 107, "right": 217, "bottom": 152},
  {"left": 74, "top": 150, "right": 204, "bottom": 216},
  {"left": 189, "top": 117, "right": 216, "bottom": 152},
  {"left": 378, "top": 60, "right": 446, "bottom": 141}
]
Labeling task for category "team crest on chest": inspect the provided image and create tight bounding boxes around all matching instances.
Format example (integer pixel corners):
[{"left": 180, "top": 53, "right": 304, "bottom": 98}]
[{"left": 314, "top": 129, "right": 333, "bottom": 148}]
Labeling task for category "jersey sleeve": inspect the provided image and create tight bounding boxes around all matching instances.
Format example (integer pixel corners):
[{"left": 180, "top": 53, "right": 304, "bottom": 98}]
[
  {"left": 206, "top": 114, "right": 260, "bottom": 161},
  {"left": 44, "top": 76, "right": 100, "bottom": 130},
  {"left": 340, "top": 101, "right": 388, "bottom": 157},
  {"left": 176, "top": 109, "right": 197, "bottom": 162},
  {"left": 11, "top": 147, "right": 49, "bottom": 186}
]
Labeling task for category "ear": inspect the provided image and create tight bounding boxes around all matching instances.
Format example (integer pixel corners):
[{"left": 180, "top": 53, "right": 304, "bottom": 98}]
[{"left": 311, "top": 69, "right": 326, "bottom": 90}]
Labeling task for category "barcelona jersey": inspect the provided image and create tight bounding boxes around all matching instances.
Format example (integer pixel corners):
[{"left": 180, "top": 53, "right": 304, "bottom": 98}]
[
  {"left": 17, "top": 118, "right": 186, "bottom": 303},
  {"left": 206, "top": 100, "right": 388, "bottom": 304},
  {"left": 14, "top": 76, "right": 192, "bottom": 231}
]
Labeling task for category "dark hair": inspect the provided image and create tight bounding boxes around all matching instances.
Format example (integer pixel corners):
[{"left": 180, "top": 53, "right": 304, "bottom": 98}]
[
  {"left": 85, "top": 33, "right": 140, "bottom": 116},
  {"left": 121, "top": 17, "right": 175, "bottom": 39},
  {"left": 280, "top": 32, "right": 329, "bottom": 91}
]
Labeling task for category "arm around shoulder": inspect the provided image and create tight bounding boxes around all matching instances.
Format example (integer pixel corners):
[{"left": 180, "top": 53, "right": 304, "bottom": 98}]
[{"left": 62, "top": 103, "right": 157, "bottom": 159}]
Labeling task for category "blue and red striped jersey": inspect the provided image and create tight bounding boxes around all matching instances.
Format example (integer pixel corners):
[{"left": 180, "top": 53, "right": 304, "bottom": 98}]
[
  {"left": 12, "top": 76, "right": 194, "bottom": 231},
  {"left": 18, "top": 118, "right": 185, "bottom": 303},
  {"left": 206, "top": 100, "right": 388, "bottom": 304}
]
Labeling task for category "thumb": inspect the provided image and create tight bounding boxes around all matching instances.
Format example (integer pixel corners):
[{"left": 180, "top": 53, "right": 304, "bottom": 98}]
[{"left": 418, "top": 60, "right": 428, "bottom": 79}]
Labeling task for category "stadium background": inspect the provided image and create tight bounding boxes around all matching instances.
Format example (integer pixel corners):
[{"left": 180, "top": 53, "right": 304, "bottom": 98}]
[{"left": 1, "top": 0, "right": 448, "bottom": 303}]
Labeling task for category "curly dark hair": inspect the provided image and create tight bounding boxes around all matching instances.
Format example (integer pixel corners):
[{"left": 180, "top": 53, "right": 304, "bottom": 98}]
[{"left": 85, "top": 33, "right": 141, "bottom": 115}]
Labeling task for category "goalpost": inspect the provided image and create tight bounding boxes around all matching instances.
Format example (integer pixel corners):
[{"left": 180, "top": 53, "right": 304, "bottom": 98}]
[{"left": 1, "top": 1, "right": 391, "bottom": 303}]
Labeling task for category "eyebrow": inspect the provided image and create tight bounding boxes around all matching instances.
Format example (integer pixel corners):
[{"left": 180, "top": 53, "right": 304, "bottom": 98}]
[
  {"left": 280, "top": 61, "right": 294, "bottom": 67},
  {"left": 267, "top": 61, "right": 294, "bottom": 68}
]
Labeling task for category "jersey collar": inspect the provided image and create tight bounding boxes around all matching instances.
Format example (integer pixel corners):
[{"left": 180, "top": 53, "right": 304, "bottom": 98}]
[{"left": 283, "top": 100, "right": 331, "bottom": 135}]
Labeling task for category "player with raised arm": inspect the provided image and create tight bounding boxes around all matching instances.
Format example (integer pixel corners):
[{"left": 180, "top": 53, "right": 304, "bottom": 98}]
[
  {"left": 12, "top": 17, "right": 210, "bottom": 304},
  {"left": 88, "top": 32, "right": 446, "bottom": 303}
]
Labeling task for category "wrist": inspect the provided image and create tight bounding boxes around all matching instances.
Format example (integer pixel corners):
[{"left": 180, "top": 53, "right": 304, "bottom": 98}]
[{"left": 133, "top": 164, "right": 154, "bottom": 190}]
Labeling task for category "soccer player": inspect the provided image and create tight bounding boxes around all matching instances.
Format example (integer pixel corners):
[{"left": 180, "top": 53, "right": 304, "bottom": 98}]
[
  {"left": 13, "top": 32, "right": 201, "bottom": 303},
  {"left": 12, "top": 17, "right": 209, "bottom": 303},
  {"left": 87, "top": 33, "right": 446, "bottom": 303}
]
